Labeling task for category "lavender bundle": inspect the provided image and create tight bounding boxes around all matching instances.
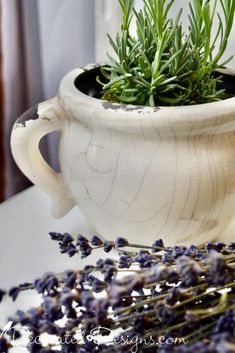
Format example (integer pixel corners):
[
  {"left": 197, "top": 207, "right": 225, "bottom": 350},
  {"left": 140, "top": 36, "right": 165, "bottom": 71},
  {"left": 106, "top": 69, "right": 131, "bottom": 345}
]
[{"left": 0, "top": 234, "right": 235, "bottom": 353}]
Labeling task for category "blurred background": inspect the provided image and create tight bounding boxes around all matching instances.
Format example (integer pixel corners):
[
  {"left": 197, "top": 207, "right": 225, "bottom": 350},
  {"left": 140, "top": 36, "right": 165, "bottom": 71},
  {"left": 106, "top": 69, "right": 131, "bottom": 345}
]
[
  {"left": 0, "top": 0, "right": 122, "bottom": 202},
  {"left": 0, "top": 0, "right": 235, "bottom": 203}
]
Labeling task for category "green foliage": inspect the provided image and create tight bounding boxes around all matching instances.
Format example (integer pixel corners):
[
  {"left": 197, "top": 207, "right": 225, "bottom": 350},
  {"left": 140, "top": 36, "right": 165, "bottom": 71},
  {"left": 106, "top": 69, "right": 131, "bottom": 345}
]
[{"left": 98, "top": 0, "right": 235, "bottom": 106}]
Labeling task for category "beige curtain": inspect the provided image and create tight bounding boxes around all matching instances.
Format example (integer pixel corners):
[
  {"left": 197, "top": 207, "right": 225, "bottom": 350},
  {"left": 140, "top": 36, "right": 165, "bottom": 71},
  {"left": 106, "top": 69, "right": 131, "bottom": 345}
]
[
  {"left": 1, "top": 0, "right": 95, "bottom": 201},
  {"left": 0, "top": 3, "right": 5, "bottom": 202},
  {"left": 1, "top": 0, "right": 32, "bottom": 200}
]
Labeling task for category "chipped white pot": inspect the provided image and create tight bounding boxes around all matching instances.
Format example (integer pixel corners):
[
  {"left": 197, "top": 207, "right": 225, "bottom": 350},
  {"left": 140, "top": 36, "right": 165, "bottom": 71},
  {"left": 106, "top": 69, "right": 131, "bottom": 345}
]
[{"left": 11, "top": 65, "right": 235, "bottom": 245}]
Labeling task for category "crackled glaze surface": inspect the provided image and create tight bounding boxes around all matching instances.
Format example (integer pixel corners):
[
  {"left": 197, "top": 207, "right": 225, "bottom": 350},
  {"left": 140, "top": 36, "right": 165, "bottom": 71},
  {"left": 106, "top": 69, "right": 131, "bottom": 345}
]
[{"left": 11, "top": 64, "right": 235, "bottom": 245}]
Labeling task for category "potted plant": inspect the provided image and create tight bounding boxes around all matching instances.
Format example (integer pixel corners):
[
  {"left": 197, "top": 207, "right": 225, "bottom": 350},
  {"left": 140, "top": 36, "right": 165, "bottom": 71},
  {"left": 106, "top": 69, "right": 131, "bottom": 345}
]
[{"left": 11, "top": 0, "right": 235, "bottom": 246}]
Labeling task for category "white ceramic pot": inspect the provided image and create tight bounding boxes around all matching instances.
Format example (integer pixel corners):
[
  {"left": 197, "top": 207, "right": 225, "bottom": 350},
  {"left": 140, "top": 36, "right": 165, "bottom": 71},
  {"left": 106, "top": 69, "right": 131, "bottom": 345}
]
[{"left": 11, "top": 64, "right": 235, "bottom": 245}]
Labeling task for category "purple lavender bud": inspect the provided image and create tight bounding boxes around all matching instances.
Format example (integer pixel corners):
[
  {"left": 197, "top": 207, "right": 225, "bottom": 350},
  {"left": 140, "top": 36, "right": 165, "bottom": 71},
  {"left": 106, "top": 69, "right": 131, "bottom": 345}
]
[
  {"left": 45, "top": 274, "right": 59, "bottom": 292},
  {"left": 167, "top": 268, "right": 180, "bottom": 283},
  {"left": 91, "top": 235, "right": 103, "bottom": 246},
  {"left": 213, "top": 310, "right": 235, "bottom": 336},
  {"left": 137, "top": 250, "right": 155, "bottom": 268},
  {"left": 184, "top": 245, "right": 197, "bottom": 257},
  {"left": 64, "top": 271, "right": 77, "bottom": 288},
  {"left": 27, "top": 307, "right": 42, "bottom": 321},
  {"left": 145, "top": 264, "right": 168, "bottom": 284},
  {"left": 80, "top": 245, "right": 92, "bottom": 258},
  {"left": 228, "top": 242, "right": 235, "bottom": 251},
  {"left": 156, "top": 301, "right": 174, "bottom": 323},
  {"left": 206, "top": 242, "right": 216, "bottom": 252},
  {"left": 34, "top": 278, "right": 46, "bottom": 294},
  {"left": 207, "top": 251, "right": 226, "bottom": 272},
  {"left": 59, "top": 339, "right": 77, "bottom": 353},
  {"left": 43, "top": 297, "right": 63, "bottom": 321},
  {"left": 79, "top": 241, "right": 91, "bottom": 252},
  {"left": 118, "top": 255, "right": 131, "bottom": 268},
  {"left": 66, "top": 244, "right": 77, "bottom": 257},
  {"left": 195, "top": 249, "right": 205, "bottom": 259},
  {"left": 127, "top": 275, "right": 144, "bottom": 292},
  {"left": 92, "top": 278, "right": 106, "bottom": 292},
  {"left": 0, "top": 289, "right": 5, "bottom": 303},
  {"left": 177, "top": 256, "right": 202, "bottom": 286},
  {"left": 152, "top": 239, "right": 164, "bottom": 251},
  {"left": 9, "top": 287, "right": 20, "bottom": 301},
  {"left": 104, "top": 258, "right": 116, "bottom": 266},
  {"left": 19, "top": 282, "right": 32, "bottom": 290},
  {"left": 92, "top": 313, "right": 108, "bottom": 329},
  {"left": 49, "top": 232, "right": 64, "bottom": 241},
  {"left": 86, "top": 274, "right": 106, "bottom": 293},
  {"left": 206, "top": 243, "right": 214, "bottom": 252},
  {"left": 115, "top": 237, "right": 129, "bottom": 248},
  {"left": 28, "top": 342, "right": 43, "bottom": 353},
  {"left": 15, "top": 310, "right": 29, "bottom": 325},
  {"left": 215, "top": 242, "right": 226, "bottom": 251},
  {"left": 61, "top": 233, "right": 74, "bottom": 244},
  {"left": 76, "top": 234, "right": 88, "bottom": 245},
  {"left": 104, "top": 269, "right": 115, "bottom": 283},
  {"left": 172, "top": 245, "right": 186, "bottom": 258},
  {"left": 58, "top": 242, "right": 68, "bottom": 254},
  {"left": 166, "top": 287, "right": 181, "bottom": 305},
  {"left": 60, "top": 290, "right": 74, "bottom": 307},
  {"left": 162, "top": 252, "right": 175, "bottom": 264},
  {"left": 133, "top": 316, "right": 153, "bottom": 333},
  {"left": 103, "top": 241, "right": 114, "bottom": 252},
  {"left": 96, "top": 259, "right": 105, "bottom": 269},
  {"left": 0, "top": 338, "right": 9, "bottom": 353},
  {"left": 205, "top": 251, "right": 232, "bottom": 285},
  {"left": 206, "top": 242, "right": 225, "bottom": 253},
  {"left": 81, "top": 291, "right": 94, "bottom": 308}
]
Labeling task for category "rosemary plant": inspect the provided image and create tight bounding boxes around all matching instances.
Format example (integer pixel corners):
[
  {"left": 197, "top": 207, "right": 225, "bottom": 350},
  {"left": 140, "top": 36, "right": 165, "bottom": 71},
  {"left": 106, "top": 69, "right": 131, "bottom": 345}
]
[{"left": 99, "top": 0, "right": 235, "bottom": 106}]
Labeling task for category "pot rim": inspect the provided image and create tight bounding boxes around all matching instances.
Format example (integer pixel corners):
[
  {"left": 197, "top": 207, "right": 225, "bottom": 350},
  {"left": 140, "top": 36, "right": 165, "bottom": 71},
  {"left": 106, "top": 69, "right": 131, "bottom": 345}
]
[{"left": 58, "top": 63, "right": 235, "bottom": 132}]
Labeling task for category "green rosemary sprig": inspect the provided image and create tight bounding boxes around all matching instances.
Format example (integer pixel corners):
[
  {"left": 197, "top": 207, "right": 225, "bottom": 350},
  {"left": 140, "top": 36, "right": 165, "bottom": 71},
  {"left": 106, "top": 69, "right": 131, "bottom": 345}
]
[{"left": 99, "top": 0, "right": 235, "bottom": 107}]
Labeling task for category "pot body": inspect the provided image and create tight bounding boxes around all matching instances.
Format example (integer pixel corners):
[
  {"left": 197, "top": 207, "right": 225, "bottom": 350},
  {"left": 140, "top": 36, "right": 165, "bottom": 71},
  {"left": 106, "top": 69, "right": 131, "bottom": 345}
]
[{"left": 11, "top": 65, "right": 235, "bottom": 245}]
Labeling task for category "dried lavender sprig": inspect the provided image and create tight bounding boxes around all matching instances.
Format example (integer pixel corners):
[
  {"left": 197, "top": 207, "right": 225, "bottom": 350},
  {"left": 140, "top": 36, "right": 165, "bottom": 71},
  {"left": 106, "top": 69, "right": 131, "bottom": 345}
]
[
  {"left": 49, "top": 232, "right": 235, "bottom": 261},
  {"left": 0, "top": 234, "right": 235, "bottom": 353}
]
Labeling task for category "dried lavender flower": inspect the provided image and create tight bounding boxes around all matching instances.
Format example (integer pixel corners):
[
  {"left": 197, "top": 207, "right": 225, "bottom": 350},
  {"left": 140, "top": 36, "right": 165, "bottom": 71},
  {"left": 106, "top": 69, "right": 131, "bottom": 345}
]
[{"left": 0, "top": 233, "right": 235, "bottom": 353}]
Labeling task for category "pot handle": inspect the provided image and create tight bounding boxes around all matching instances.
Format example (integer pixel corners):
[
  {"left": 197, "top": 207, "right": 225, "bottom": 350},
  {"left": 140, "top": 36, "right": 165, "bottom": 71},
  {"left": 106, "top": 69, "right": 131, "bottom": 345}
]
[{"left": 10, "top": 97, "right": 75, "bottom": 218}]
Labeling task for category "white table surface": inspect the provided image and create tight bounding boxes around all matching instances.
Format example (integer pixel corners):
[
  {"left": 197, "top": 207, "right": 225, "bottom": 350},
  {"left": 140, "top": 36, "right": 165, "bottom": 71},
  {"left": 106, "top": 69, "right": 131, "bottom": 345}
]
[
  {"left": 0, "top": 185, "right": 234, "bottom": 328},
  {"left": 0, "top": 186, "right": 98, "bottom": 327}
]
